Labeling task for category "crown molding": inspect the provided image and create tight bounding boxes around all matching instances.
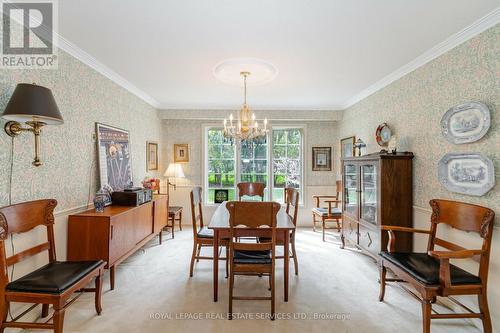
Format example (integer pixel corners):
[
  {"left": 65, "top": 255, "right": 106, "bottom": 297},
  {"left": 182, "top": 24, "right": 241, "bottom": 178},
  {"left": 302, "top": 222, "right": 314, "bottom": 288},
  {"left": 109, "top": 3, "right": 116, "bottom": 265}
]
[
  {"left": 55, "top": 35, "right": 161, "bottom": 108},
  {"left": 342, "top": 6, "right": 500, "bottom": 110},
  {"left": 158, "top": 104, "right": 344, "bottom": 111},
  {"left": 158, "top": 109, "right": 343, "bottom": 121}
]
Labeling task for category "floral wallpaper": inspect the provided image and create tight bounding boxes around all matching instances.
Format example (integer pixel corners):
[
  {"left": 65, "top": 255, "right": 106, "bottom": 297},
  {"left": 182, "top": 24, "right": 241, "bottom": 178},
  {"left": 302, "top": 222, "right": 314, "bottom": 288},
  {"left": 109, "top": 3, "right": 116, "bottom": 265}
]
[
  {"left": 338, "top": 24, "right": 500, "bottom": 225},
  {"left": 0, "top": 50, "right": 163, "bottom": 212}
]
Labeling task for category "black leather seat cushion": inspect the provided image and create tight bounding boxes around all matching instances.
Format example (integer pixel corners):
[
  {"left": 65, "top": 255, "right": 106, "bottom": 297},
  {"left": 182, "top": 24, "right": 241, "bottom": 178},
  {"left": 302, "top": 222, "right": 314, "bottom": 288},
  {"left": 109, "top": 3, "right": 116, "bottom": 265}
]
[
  {"left": 197, "top": 226, "right": 213, "bottom": 239},
  {"left": 380, "top": 252, "right": 481, "bottom": 286},
  {"left": 233, "top": 250, "right": 272, "bottom": 265},
  {"left": 6, "top": 260, "right": 104, "bottom": 294}
]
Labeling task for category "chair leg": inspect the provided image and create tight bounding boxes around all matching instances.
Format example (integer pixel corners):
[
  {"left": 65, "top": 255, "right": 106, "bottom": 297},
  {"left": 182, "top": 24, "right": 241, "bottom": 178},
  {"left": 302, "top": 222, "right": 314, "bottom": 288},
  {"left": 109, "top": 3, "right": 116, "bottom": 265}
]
[
  {"left": 0, "top": 300, "right": 9, "bottom": 333},
  {"left": 478, "top": 293, "right": 492, "bottom": 333},
  {"left": 196, "top": 244, "right": 202, "bottom": 262},
  {"left": 379, "top": 264, "right": 386, "bottom": 301},
  {"left": 53, "top": 306, "right": 66, "bottom": 333},
  {"left": 291, "top": 238, "right": 299, "bottom": 275},
  {"left": 95, "top": 271, "right": 103, "bottom": 315},
  {"left": 340, "top": 232, "right": 345, "bottom": 249},
  {"left": 322, "top": 218, "right": 326, "bottom": 242},
  {"left": 228, "top": 266, "right": 234, "bottom": 320},
  {"left": 179, "top": 212, "right": 182, "bottom": 230},
  {"left": 41, "top": 304, "right": 49, "bottom": 318},
  {"left": 189, "top": 242, "right": 197, "bottom": 277},
  {"left": 270, "top": 270, "right": 275, "bottom": 321},
  {"left": 335, "top": 218, "right": 341, "bottom": 232},
  {"left": 421, "top": 299, "right": 432, "bottom": 333},
  {"left": 225, "top": 246, "right": 229, "bottom": 279},
  {"left": 312, "top": 214, "right": 316, "bottom": 232}
]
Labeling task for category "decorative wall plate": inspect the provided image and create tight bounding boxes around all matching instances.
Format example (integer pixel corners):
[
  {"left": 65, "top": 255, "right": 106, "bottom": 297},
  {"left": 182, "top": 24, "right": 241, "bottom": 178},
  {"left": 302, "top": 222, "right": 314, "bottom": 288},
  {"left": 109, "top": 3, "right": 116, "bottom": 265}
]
[
  {"left": 438, "top": 153, "right": 495, "bottom": 196},
  {"left": 376, "top": 123, "right": 392, "bottom": 147},
  {"left": 440, "top": 101, "right": 490, "bottom": 144}
]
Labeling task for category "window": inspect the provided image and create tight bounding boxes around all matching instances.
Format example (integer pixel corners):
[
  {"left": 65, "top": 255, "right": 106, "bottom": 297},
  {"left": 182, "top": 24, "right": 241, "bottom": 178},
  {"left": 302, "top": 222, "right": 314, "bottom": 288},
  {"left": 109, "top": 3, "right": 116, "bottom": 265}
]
[
  {"left": 204, "top": 126, "right": 303, "bottom": 204},
  {"left": 206, "top": 128, "right": 236, "bottom": 203},
  {"left": 240, "top": 138, "right": 269, "bottom": 200},
  {"left": 271, "top": 128, "right": 302, "bottom": 203}
]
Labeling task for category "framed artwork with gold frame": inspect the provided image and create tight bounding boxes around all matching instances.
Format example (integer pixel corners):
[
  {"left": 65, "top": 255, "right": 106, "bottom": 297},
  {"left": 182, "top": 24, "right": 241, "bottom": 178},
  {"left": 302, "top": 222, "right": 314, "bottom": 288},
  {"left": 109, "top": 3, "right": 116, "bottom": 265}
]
[
  {"left": 146, "top": 141, "right": 159, "bottom": 171},
  {"left": 340, "top": 136, "right": 356, "bottom": 159},
  {"left": 174, "top": 144, "right": 189, "bottom": 163}
]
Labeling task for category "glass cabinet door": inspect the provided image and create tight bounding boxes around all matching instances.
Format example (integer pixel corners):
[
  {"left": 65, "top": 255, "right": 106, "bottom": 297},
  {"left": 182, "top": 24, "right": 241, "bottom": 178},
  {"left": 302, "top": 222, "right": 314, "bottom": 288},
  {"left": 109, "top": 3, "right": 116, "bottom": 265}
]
[
  {"left": 343, "top": 163, "right": 358, "bottom": 217},
  {"left": 360, "top": 163, "right": 377, "bottom": 224}
]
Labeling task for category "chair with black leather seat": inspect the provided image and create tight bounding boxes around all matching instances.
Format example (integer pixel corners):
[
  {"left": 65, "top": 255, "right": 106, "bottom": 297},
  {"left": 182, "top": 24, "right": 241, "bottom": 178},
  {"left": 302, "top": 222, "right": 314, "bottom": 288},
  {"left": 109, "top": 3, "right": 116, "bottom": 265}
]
[
  {"left": 312, "top": 180, "right": 342, "bottom": 241},
  {"left": 379, "top": 199, "right": 495, "bottom": 333},
  {"left": 0, "top": 199, "right": 105, "bottom": 333},
  {"left": 226, "top": 201, "right": 280, "bottom": 320},
  {"left": 189, "top": 187, "right": 228, "bottom": 277}
]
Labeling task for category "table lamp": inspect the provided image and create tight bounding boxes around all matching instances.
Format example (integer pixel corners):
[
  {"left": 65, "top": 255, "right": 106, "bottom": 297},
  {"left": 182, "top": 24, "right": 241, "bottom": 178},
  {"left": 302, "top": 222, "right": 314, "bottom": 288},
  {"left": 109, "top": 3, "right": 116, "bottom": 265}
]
[
  {"left": 164, "top": 163, "right": 185, "bottom": 195},
  {"left": 2, "top": 83, "right": 63, "bottom": 166}
]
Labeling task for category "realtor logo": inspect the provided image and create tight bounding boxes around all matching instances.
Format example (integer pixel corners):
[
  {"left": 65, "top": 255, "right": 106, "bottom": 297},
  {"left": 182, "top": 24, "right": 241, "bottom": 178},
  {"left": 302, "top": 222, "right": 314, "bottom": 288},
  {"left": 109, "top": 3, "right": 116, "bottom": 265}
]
[{"left": 1, "top": 0, "right": 58, "bottom": 69}]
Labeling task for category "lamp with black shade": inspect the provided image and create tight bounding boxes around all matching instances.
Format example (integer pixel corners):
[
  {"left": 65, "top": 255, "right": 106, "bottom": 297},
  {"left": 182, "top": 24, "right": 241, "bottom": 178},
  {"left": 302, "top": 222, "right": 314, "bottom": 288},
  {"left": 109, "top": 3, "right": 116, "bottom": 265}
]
[{"left": 1, "top": 83, "right": 63, "bottom": 166}]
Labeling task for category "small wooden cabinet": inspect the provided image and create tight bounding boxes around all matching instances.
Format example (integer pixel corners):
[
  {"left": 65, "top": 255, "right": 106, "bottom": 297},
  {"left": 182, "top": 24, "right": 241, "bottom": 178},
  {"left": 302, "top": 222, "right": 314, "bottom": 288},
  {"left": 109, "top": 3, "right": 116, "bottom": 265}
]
[
  {"left": 67, "top": 194, "right": 168, "bottom": 289},
  {"left": 341, "top": 152, "right": 414, "bottom": 258}
]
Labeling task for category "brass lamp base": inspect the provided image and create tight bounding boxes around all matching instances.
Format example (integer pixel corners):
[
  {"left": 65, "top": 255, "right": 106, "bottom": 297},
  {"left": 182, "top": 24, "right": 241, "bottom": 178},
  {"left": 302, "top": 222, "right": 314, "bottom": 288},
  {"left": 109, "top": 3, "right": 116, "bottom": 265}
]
[{"left": 4, "top": 120, "right": 45, "bottom": 166}]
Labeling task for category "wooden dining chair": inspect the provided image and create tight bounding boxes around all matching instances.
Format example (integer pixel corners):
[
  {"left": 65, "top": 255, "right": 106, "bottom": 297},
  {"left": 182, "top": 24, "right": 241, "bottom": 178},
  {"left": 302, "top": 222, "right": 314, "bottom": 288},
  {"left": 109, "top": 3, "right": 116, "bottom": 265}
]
[
  {"left": 237, "top": 182, "right": 265, "bottom": 201},
  {"left": 312, "top": 180, "right": 342, "bottom": 241},
  {"left": 0, "top": 199, "right": 106, "bottom": 333},
  {"left": 226, "top": 201, "right": 281, "bottom": 320},
  {"left": 189, "top": 187, "right": 228, "bottom": 278},
  {"left": 259, "top": 187, "right": 299, "bottom": 275},
  {"left": 379, "top": 199, "right": 495, "bottom": 333}
]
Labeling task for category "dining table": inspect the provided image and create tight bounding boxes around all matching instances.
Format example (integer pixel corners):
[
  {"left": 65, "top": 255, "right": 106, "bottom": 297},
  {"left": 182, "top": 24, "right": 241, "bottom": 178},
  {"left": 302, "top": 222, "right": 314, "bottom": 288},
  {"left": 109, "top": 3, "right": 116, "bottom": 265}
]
[{"left": 208, "top": 201, "right": 296, "bottom": 302}]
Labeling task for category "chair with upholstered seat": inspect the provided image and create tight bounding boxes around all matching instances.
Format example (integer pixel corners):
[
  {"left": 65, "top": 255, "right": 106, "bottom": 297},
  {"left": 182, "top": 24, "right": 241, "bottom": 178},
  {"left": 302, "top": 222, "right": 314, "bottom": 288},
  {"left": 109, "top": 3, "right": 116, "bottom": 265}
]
[
  {"left": 379, "top": 199, "right": 495, "bottom": 333},
  {"left": 312, "top": 180, "right": 342, "bottom": 241},
  {"left": 226, "top": 201, "right": 280, "bottom": 320},
  {"left": 0, "top": 199, "right": 105, "bottom": 333},
  {"left": 237, "top": 182, "right": 265, "bottom": 201},
  {"left": 189, "top": 187, "right": 228, "bottom": 277}
]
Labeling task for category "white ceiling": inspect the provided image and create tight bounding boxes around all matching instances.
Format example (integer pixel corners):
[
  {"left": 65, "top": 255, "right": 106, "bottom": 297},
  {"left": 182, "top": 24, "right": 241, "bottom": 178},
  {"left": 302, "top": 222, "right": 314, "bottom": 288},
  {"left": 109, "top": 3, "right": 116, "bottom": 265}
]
[{"left": 58, "top": 1, "right": 500, "bottom": 110}]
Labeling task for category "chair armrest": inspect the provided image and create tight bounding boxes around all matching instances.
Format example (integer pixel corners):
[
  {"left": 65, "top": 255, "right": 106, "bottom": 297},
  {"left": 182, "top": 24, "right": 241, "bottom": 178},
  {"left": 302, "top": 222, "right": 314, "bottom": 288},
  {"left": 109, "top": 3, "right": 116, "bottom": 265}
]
[
  {"left": 381, "top": 226, "right": 431, "bottom": 234},
  {"left": 312, "top": 195, "right": 338, "bottom": 198},
  {"left": 382, "top": 226, "right": 431, "bottom": 253},
  {"left": 428, "top": 249, "right": 483, "bottom": 289},
  {"left": 324, "top": 200, "right": 341, "bottom": 203},
  {"left": 428, "top": 249, "right": 483, "bottom": 259}
]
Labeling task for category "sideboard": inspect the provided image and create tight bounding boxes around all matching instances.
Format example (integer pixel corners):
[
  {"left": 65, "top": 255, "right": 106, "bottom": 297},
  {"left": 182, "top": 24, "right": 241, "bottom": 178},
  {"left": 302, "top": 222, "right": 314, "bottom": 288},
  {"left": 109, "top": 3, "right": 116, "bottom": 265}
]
[{"left": 67, "top": 194, "right": 169, "bottom": 289}]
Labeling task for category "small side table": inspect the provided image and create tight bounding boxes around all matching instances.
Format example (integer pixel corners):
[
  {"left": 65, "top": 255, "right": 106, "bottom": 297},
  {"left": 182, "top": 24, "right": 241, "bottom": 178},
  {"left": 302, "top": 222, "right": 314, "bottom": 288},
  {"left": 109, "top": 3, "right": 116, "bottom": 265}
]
[{"left": 166, "top": 206, "right": 183, "bottom": 238}]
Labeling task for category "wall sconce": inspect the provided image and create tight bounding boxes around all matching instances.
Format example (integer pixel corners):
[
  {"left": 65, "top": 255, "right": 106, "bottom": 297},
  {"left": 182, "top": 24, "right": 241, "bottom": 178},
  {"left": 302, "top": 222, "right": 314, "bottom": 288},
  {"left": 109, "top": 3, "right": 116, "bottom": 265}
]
[
  {"left": 163, "top": 163, "right": 186, "bottom": 195},
  {"left": 1, "top": 83, "right": 63, "bottom": 166},
  {"left": 354, "top": 138, "right": 366, "bottom": 156}
]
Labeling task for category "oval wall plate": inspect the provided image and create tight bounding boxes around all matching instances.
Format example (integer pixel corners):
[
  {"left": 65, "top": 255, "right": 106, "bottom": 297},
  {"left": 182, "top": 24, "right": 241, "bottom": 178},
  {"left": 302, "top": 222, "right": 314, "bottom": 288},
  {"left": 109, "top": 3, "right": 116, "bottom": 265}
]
[
  {"left": 376, "top": 123, "right": 392, "bottom": 147},
  {"left": 438, "top": 152, "right": 495, "bottom": 196},
  {"left": 440, "top": 101, "right": 490, "bottom": 144}
]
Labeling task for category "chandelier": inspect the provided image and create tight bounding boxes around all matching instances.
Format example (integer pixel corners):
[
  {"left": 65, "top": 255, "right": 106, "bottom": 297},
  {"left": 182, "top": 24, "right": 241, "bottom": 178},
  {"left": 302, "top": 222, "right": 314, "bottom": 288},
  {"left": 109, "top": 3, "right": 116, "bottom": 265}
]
[{"left": 223, "top": 71, "right": 268, "bottom": 142}]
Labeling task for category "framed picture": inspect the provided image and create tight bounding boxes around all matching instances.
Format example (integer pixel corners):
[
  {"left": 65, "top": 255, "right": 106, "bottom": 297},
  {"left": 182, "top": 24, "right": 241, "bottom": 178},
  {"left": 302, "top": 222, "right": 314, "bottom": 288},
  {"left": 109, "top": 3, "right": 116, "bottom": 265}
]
[
  {"left": 214, "top": 189, "right": 229, "bottom": 203},
  {"left": 312, "top": 147, "right": 332, "bottom": 171},
  {"left": 146, "top": 141, "right": 159, "bottom": 171},
  {"left": 174, "top": 144, "right": 189, "bottom": 163},
  {"left": 95, "top": 123, "right": 132, "bottom": 191},
  {"left": 340, "top": 136, "right": 356, "bottom": 159}
]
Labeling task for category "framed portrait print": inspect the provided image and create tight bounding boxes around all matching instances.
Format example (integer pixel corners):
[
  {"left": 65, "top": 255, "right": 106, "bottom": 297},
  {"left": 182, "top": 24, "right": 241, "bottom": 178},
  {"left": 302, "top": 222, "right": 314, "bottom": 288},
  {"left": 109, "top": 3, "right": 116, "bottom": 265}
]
[
  {"left": 147, "top": 141, "right": 159, "bottom": 171},
  {"left": 95, "top": 123, "right": 132, "bottom": 191},
  {"left": 174, "top": 144, "right": 189, "bottom": 163},
  {"left": 312, "top": 147, "right": 332, "bottom": 171},
  {"left": 340, "top": 136, "right": 356, "bottom": 159}
]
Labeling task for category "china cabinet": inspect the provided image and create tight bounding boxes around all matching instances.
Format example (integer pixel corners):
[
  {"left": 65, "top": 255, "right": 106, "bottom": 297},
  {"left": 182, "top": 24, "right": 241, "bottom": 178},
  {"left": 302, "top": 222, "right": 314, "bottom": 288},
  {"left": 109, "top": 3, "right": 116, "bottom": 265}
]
[{"left": 341, "top": 152, "right": 414, "bottom": 258}]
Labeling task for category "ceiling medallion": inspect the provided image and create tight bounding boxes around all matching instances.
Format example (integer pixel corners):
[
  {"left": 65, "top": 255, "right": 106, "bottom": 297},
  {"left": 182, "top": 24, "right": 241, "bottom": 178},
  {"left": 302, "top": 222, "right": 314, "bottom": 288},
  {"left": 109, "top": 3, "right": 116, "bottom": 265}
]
[
  {"left": 223, "top": 71, "right": 268, "bottom": 143},
  {"left": 213, "top": 57, "right": 278, "bottom": 86}
]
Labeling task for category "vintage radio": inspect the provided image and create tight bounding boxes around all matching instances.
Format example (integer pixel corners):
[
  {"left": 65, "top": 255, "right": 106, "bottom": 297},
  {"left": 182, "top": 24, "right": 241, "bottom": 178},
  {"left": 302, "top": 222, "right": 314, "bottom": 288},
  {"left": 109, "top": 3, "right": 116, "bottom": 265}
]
[{"left": 111, "top": 188, "right": 153, "bottom": 206}]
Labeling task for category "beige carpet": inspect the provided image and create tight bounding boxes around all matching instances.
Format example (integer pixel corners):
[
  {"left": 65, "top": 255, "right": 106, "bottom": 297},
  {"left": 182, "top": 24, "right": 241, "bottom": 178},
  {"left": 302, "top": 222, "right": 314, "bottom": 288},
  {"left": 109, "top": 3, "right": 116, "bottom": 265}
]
[{"left": 12, "top": 228, "right": 481, "bottom": 333}]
